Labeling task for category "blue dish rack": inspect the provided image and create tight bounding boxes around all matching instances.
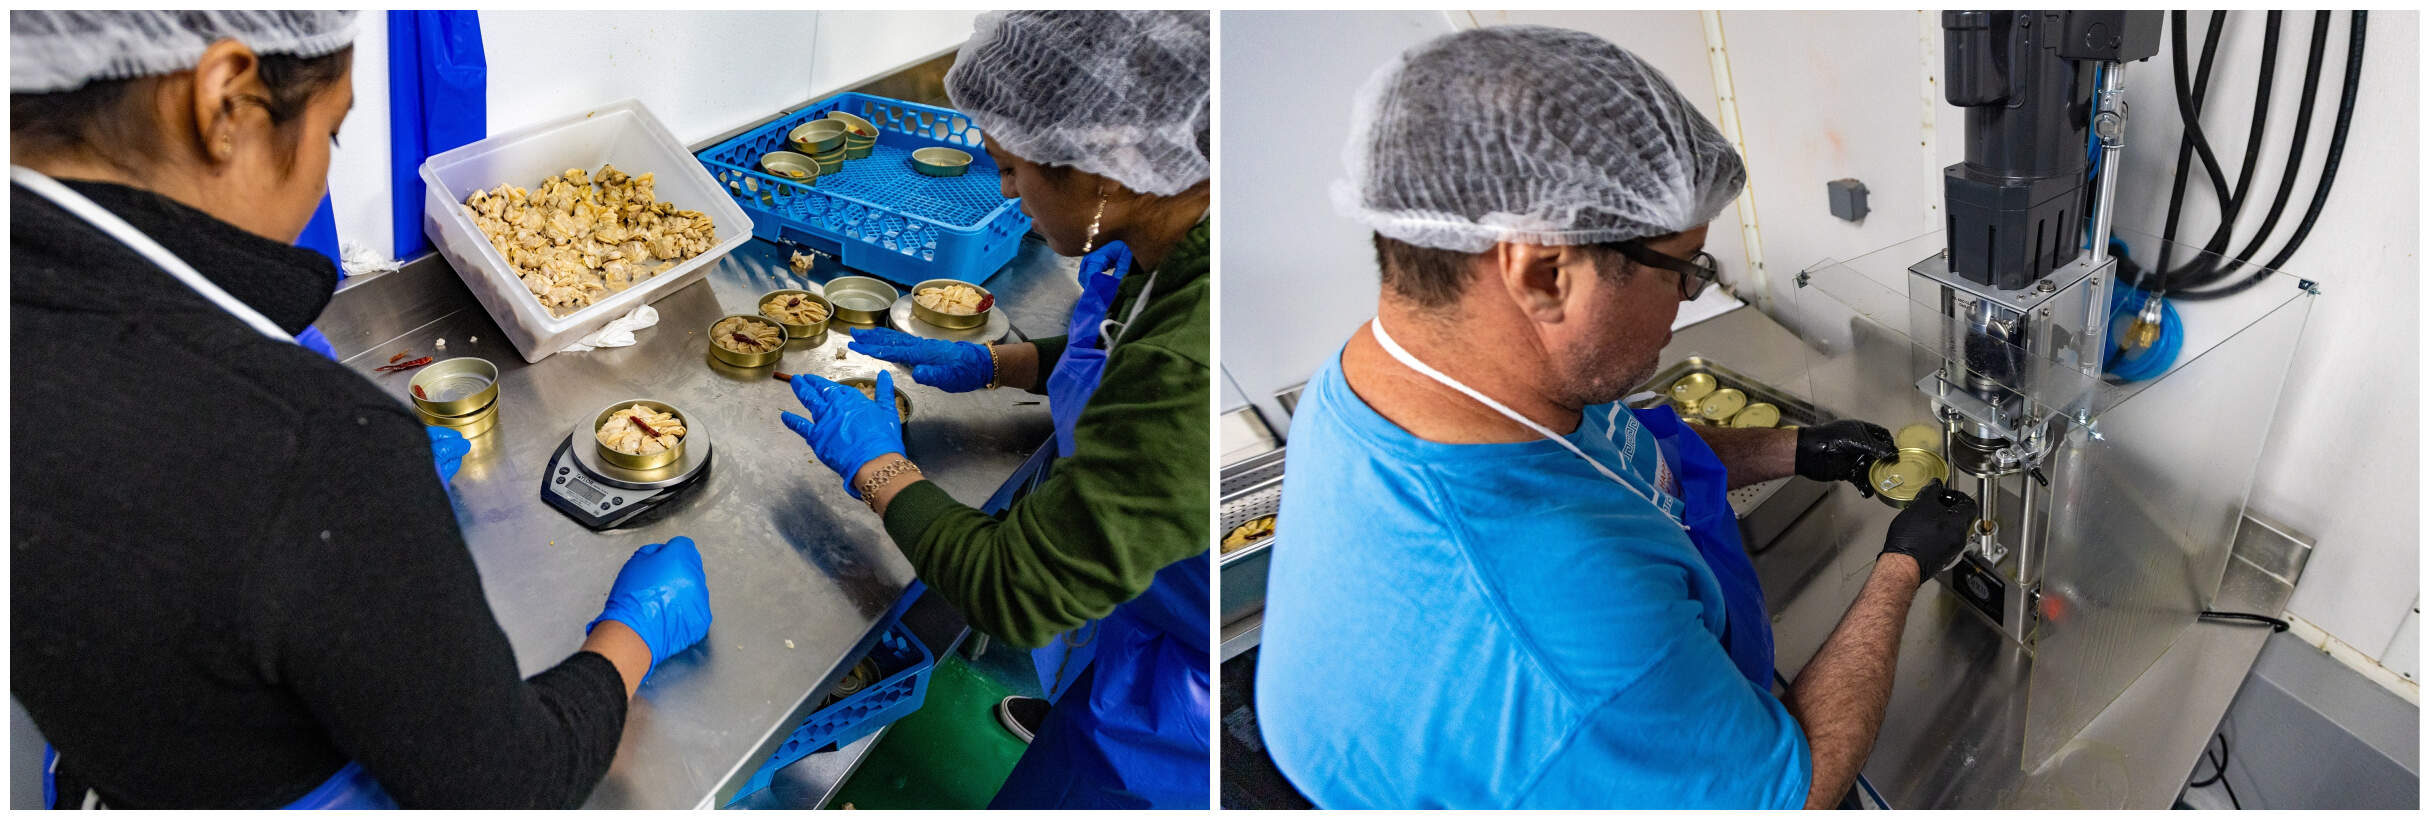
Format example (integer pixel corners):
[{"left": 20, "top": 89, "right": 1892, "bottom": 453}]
[
  {"left": 696, "top": 93, "right": 1030, "bottom": 285},
  {"left": 727, "top": 585, "right": 936, "bottom": 804}
]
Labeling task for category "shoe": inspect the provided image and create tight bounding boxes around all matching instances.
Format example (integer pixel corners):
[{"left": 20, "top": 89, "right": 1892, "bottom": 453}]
[{"left": 996, "top": 695, "right": 1049, "bottom": 743}]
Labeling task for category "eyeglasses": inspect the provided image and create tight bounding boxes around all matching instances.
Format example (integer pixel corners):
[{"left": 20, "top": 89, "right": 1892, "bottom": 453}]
[{"left": 1612, "top": 241, "right": 1720, "bottom": 301}]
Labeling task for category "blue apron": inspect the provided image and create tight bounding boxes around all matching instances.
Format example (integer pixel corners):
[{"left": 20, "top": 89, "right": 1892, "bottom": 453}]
[
  {"left": 1633, "top": 405, "right": 1775, "bottom": 686},
  {"left": 980, "top": 241, "right": 1211, "bottom": 809},
  {"left": 43, "top": 747, "right": 396, "bottom": 809}
]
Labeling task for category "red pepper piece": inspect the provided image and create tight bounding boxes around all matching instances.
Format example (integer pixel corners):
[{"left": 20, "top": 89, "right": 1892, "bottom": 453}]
[{"left": 376, "top": 356, "right": 435, "bottom": 374}]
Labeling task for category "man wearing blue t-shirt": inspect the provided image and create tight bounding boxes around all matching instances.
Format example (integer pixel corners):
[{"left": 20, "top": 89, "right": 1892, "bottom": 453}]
[{"left": 1256, "top": 26, "right": 1980, "bottom": 809}]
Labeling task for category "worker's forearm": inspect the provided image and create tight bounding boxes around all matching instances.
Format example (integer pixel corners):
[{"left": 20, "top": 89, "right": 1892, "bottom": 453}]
[
  {"left": 1694, "top": 425, "right": 1796, "bottom": 489},
  {"left": 990, "top": 341, "right": 1044, "bottom": 393},
  {"left": 852, "top": 454, "right": 926, "bottom": 517},
  {"left": 1786, "top": 555, "right": 1920, "bottom": 809},
  {"left": 579, "top": 620, "right": 654, "bottom": 698}
]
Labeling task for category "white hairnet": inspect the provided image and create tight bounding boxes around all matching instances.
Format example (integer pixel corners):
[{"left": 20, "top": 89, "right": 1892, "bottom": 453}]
[
  {"left": 945, "top": 10, "right": 1210, "bottom": 197},
  {"left": 1335, "top": 25, "right": 1746, "bottom": 253},
  {"left": 11, "top": 11, "right": 359, "bottom": 94}
]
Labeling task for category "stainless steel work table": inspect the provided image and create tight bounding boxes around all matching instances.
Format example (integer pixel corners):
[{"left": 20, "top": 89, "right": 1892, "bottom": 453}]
[
  {"left": 318, "top": 226, "right": 1079, "bottom": 808},
  {"left": 1668, "top": 304, "right": 2298, "bottom": 808}
]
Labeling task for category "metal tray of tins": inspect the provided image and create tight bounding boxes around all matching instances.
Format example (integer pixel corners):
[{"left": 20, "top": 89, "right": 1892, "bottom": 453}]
[
  {"left": 1219, "top": 448, "right": 1287, "bottom": 627},
  {"left": 1632, "top": 356, "right": 1832, "bottom": 554}
]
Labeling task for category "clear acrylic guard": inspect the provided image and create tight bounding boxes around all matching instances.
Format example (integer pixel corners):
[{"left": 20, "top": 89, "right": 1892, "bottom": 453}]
[{"left": 1785, "top": 226, "right": 2314, "bottom": 769}]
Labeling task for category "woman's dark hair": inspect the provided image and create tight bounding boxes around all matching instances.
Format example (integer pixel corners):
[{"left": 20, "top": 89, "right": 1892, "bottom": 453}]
[{"left": 10, "top": 46, "right": 352, "bottom": 174}]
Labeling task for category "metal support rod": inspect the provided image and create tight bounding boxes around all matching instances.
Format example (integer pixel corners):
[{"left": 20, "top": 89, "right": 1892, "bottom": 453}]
[
  {"left": 2083, "top": 61, "right": 2129, "bottom": 373},
  {"left": 2016, "top": 468, "right": 2039, "bottom": 583},
  {"left": 1970, "top": 469, "right": 2002, "bottom": 565}
]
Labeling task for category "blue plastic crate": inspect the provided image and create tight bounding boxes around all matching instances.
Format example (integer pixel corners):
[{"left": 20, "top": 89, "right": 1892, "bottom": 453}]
[
  {"left": 728, "top": 589, "right": 936, "bottom": 803},
  {"left": 696, "top": 92, "right": 1030, "bottom": 286}
]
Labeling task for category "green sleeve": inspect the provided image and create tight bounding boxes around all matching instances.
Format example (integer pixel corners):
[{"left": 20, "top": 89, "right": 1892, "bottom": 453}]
[
  {"left": 1027, "top": 335, "right": 1068, "bottom": 385},
  {"left": 882, "top": 336, "right": 1209, "bottom": 648}
]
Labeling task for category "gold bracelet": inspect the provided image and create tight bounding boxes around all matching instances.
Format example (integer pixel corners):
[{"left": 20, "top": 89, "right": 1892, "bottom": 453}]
[
  {"left": 983, "top": 343, "right": 1001, "bottom": 390},
  {"left": 856, "top": 458, "right": 922, "bottom": 512}
]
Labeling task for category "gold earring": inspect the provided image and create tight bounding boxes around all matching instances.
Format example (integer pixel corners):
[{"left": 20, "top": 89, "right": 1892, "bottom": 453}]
[{"left": 1080, "top": 181, "right": 1109, "bottom": 255}]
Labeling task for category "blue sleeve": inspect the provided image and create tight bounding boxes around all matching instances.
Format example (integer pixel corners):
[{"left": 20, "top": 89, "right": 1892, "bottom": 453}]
[{"left": 1515, "top": 621, "right": 1812, "bottom": 808}]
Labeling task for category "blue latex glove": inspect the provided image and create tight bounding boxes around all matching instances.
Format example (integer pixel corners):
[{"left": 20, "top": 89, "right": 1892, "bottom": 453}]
[
  {"left": 846, "top": 327, "right": 994, "bottom": 393},
  {"left": 587, "top": 536, "right": 712, "bottom": 683},
  {"left": 425, "top": 426, "right": 469, "bottom": 486},
  {"left": 780, "top": 371, "right": 907, "bottom": 498},
  {"left": 295, "top": 325, "right": 339, "bottom": 360}
]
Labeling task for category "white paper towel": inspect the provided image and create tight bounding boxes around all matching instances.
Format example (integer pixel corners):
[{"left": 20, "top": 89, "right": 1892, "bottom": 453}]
[{"left": 561, "top": 305, "right": 659, "bottom": 352}]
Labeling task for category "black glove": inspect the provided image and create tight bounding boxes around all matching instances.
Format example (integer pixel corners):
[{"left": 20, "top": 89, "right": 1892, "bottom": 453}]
[
  {"left": 1882, "top": 479, "right": 1979, "bottom": 582},
  {"left": 1795, "top": 420, "right": 1898, "bottom": 497}
]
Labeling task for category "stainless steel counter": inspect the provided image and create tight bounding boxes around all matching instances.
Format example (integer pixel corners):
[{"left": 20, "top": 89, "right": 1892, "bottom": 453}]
[
  {"left": 1666, "top": 305, "right": 2294, "bottom": 808},
  {"left": 323, "top": 227, "right": 1078, "bottom": 808}
]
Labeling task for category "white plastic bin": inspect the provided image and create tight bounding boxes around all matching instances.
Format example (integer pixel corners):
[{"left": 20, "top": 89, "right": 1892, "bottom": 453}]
[{"left": 421, "top": 99, "right": 752, "bottom": 363}]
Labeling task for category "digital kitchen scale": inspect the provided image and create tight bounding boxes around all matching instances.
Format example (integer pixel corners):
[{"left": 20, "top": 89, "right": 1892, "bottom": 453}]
[{"left": 542, "top": 416, "right": 714, "bottom": 530}]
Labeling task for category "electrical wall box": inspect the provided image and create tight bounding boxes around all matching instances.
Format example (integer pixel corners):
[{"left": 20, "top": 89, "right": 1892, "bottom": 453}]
[{"left": 1827, "top": 178, "right": 1870, "bottom": 222}]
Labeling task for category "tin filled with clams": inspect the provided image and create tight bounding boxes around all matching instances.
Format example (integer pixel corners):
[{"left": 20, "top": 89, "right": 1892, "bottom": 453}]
[
  {"left": 707, "top": 314, "right": 789, "bottom": 368},
  {"left": 593, "top": 399, "right": 689, "bottom": 471},
  {"left": 759, "top": 289, "right": 833, "bottom": 347}
]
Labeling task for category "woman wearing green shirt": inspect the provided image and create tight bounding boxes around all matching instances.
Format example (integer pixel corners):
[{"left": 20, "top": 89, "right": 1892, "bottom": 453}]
[{"left": 778, "top": 10, "right": 1211, "bottom": 809}]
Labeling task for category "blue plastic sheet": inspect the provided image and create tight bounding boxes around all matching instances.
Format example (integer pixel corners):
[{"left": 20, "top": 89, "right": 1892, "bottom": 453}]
[{"left": 387, "top": 10, "right": 487, "bottom": 261}]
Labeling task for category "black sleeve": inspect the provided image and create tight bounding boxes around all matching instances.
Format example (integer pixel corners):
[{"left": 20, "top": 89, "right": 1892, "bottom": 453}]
[{"left": 246, "top": 403, "right": 627, "bottom": 808}]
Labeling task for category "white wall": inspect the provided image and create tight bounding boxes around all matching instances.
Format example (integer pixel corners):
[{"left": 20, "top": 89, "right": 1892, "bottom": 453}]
[
  {"left": 325, "top": 10, "right": 391, "bottom": 266},
  {"left": 323, "top": 11, "right": 976, "bottom": 262},
  {"left": 2103, "top": 12, "right": 2419, "bottom": 671},
  {"left": 1216, "top": 11, "right": 1460, "bottom": 429},
  {"left": 1216, "top": 10, "right": 2421, "bottom": 672}
]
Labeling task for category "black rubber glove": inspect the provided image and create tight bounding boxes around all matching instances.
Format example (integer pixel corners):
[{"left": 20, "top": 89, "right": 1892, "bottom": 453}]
[
  {"left": 1795, "top": 419, "right": 1899, "bottom": 497},
  {"left": 1882, "top": 479, "right": 1979, "bottom": 582}
]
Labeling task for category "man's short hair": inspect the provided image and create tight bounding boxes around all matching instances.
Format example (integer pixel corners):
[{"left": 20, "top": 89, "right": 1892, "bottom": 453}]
[{"left": 1373, "top": 233, "right": 1639, "bottom": 309}]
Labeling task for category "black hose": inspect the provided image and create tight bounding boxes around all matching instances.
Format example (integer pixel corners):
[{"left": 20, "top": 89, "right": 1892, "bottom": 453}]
[
  {"left": 2199, "top": 610, "right": 2292, "bottom": 631},
  {"left": 2159, "top": 12, "right": 2281, "bottom": 291},
  {"left": 2166, "top": 12, "right": 2330, "bottom": 292},
  {"left": 2152, "top": 11, "right": 2231, "bottom": 288},
  {"left": 2176, "top": 11, "right": 2366, "bottom": 302}
]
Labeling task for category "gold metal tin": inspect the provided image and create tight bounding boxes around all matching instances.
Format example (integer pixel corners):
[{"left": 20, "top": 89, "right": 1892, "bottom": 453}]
[
  {"left": 1669, "top": 372, "right": 1717, "bottom": 403},
  {"left": 910, "top": 147, "right": 972, "bottom": 177},
  {"left": 788, "top": 120, "right": 847, "bottom": 155},
  {"left": 594, "top": 399, "right": 688, "bottom": 471},
  {"left": 1869, "top": 448, "right": 1951, "bottom": 509},
  {"left": 706, "top": 314, "right": 789, "bottom": 368},
  {"left": 759, "top": 289, "right": 833, "bottom": 347},
  {"left": 1698, "top": 387, "right": 1748, "bottom": 423},
  {"left": 824, "top": 276, "right": 899, "bottom": 325},
  {"left": 839, "top": 376, "right": 913, "bottom": 423},
  {"left": 415, "top": 399, "right": 498, "bottom": 439},
  {"left": 1895, "top": 423, "right": 1944, "bottom": 454},
  {"left": 842, "top": 143, "right": 875, "bottom": 161},
  {"left": 408, "top": 357, "right": 499, "bottom": 417},
  {"left": 1730, "top": 402, "right": 1782, "bottom": 428},
  {"left": 759, "top": 151, "right": 819, "bottom": 184},
  {"left": 826, "top": 111, "right": 879, "bottom": 140},
  {"left": 908, "top": 279, "right": 991, "bottom": 330}
]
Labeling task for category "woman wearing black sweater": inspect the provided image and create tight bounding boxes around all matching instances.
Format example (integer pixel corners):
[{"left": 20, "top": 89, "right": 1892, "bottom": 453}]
[{"left": 9, "top": 12, "right": 711, "bottom": 808}]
